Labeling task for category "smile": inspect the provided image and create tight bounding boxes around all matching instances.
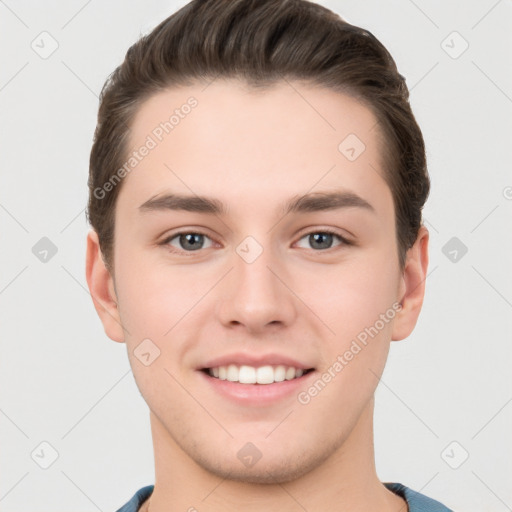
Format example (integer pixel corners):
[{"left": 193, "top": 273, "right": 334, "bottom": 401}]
[{"left": 204, "top": 364, "right": 314, "bottom": 384}]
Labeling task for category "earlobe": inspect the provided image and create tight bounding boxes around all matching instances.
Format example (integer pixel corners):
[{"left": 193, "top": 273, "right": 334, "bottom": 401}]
[
  {"left": 85, "top": 230, "right": 125, "bottom": 343},
  {"left": 391, "top": 225, "right": 429, "bottom": 341}
]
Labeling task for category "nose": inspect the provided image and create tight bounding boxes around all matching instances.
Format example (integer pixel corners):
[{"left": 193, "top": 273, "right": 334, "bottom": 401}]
[{"left": 216, "top": 242, "right": 297, "bottom": 334}]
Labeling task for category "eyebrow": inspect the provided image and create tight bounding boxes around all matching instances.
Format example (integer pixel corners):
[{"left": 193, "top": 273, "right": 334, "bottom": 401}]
[{"left": 138, "top": 190, "right": 376, "bottom": 216}]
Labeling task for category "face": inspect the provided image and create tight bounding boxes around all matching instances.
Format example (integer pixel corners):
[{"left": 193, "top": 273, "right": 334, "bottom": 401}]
[{"left": 87, "top": 79, "right": 428, "bottom": 484}]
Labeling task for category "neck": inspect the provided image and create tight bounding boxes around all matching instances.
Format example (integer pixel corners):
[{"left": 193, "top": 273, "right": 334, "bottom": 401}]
[{"left": 144, "top": 398, "right": 406, "bottom": 512}]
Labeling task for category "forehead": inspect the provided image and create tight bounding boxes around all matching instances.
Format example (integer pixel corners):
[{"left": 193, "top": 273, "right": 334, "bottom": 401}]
[{"left": 120, "top": 79, "right": 391, "bottom": 218}]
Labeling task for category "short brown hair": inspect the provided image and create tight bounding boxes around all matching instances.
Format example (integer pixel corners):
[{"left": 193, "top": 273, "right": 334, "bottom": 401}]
[{"left": 87, "top": 0, "right": 429, "bottom": 271}]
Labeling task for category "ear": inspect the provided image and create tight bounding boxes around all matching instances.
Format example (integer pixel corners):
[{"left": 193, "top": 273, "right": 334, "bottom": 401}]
[
  {"left": 85, "top": 230, "right": 125, "bottom": 343},
  {"left": 391, "top": 225, "right": 429, "bottom": 341}
]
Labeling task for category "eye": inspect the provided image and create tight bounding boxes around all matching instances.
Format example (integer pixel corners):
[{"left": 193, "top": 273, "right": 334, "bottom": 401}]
[
  {"left": 295, "top": 230, "right": 351, "bottom": 251},
  {"left": 164, "top": 232, "right": 214, "bottom": 253},
  {"left": 161, "top": 229, "right": 352, "bottom": 255}
]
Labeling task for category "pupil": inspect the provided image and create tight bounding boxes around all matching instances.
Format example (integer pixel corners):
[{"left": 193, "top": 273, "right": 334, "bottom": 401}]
[
  {"left": 181, "top": 233, "right": 203, "bottom": 251},
  {"left": 310, "top": 233, "right": 332, "bottom": 250},
  {"left": 178, "top": 233, "right": 333, "bottom": 251}
]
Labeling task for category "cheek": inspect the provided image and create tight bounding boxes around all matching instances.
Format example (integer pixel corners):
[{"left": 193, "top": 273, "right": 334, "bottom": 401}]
[
  {"left": 114, "top": 258, "right": 210, "bottom": 385},
  {"left": 115, "top": 253, "right": 200, "bottom": 337},
  {"left": 296, "top": 260, "right": 398, "bottom": 414},
  {"left": 302, "top": 252, "right": 399, "bottom": 347}
]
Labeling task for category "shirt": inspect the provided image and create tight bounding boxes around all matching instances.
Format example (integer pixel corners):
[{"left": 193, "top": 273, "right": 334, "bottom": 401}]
[{"left": 115, "top": 482, "right": 454, "bottom": 511}]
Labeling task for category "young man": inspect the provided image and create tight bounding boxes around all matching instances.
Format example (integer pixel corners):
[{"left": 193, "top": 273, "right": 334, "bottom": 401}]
[{"left": 85, "top": 1, "right": 453, "bottom": 510}]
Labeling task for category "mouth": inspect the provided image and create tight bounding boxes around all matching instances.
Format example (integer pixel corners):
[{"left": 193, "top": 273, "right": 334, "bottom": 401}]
[{"left": 201, "top": 364, "right": 315, "bottom": 385}]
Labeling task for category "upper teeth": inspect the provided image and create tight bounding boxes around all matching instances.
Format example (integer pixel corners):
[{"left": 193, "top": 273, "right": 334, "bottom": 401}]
[{"left": 208, "top": 365, "right": 305, "bottom": 384}]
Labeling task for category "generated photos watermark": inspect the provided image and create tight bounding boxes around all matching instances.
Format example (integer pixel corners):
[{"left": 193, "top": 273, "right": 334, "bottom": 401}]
[
  {"left": 297, "top": 301, "right": 402, "bottom": 405},
  {"left": 93, "top": 96, "right": 198, "bottom": 200}
]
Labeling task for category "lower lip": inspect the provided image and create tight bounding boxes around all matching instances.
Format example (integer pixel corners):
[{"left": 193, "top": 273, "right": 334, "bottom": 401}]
[{"left": 198, "top": 370, "right": 316, "bottom": 406}]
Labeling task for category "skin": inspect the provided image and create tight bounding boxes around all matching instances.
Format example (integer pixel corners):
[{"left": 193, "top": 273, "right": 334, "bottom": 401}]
[{"left": 86, "top": 79, "right": 428, "bottom": 512}]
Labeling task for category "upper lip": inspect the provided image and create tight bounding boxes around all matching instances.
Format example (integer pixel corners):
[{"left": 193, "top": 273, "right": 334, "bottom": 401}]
[{"left": 199, "top": 353, "right": 314, "bottom": 370}]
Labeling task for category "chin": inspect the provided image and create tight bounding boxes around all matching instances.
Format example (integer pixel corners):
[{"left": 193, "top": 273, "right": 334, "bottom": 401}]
[{"left": 190, "top": 443, "right": 333, "bottom": 485}]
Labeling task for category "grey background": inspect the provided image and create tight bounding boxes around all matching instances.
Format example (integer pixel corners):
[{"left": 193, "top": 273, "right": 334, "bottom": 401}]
[{"left": 1, "top": 1, "right": 511, "bottom": 511}]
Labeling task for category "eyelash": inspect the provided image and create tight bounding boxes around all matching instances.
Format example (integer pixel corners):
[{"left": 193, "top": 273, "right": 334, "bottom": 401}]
[{"left": 160, "top": 229, "right": 353, "bottom": 256}]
